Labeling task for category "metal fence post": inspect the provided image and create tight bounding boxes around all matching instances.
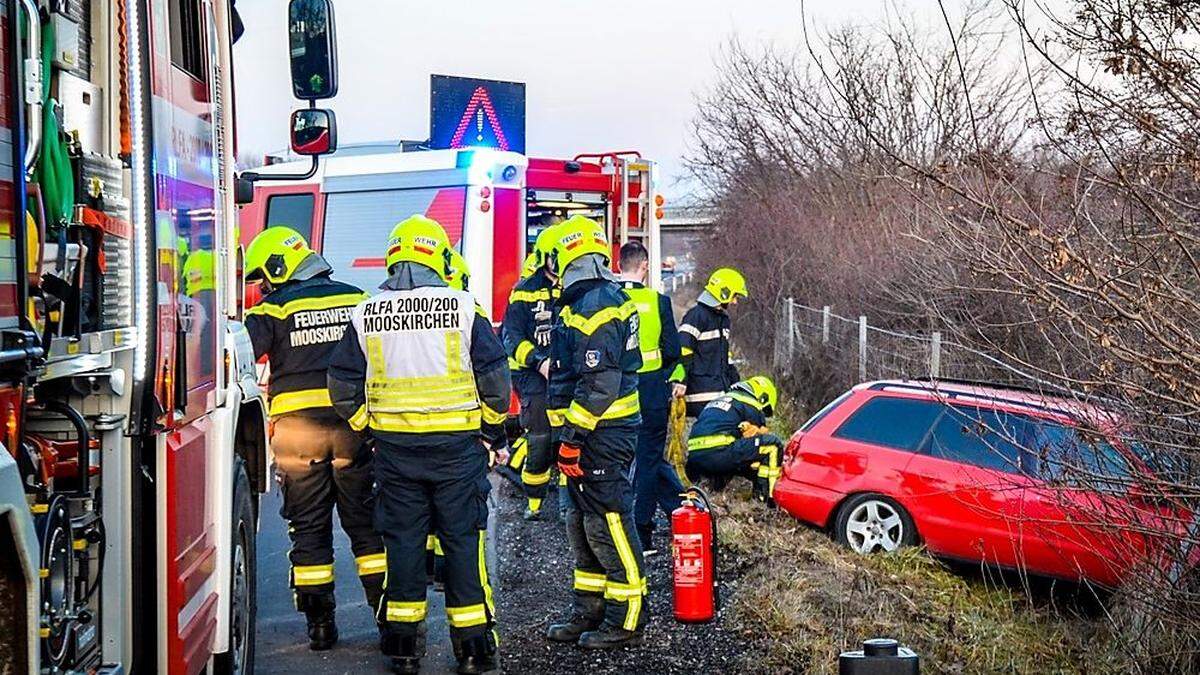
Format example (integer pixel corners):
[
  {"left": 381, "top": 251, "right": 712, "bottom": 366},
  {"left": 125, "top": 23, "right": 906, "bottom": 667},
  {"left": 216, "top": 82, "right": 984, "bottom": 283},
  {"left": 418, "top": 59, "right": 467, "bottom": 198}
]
[
  {"left": 786, "top": 298, "right": 795, "bottom": 364},
  {"left": 930, "top": 331, "right": 941, "bottom": 379},
  {"left": 822, "top": 306, "right": 831, "bottom": 344},
  {"left": 858, "top": 316, "right": 868, "bottom": 381}
]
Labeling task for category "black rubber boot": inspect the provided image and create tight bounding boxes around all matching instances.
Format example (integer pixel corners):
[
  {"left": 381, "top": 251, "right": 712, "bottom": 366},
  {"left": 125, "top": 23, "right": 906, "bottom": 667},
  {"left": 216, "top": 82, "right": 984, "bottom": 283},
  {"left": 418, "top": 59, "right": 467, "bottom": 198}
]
[
  {"left": 382, "top": 633, "right": 425, "bottom": 674},
  {"left": 546, "top": 614, "right": 602, "bottom": 643},
  {"left": 578, "top": 624, "right": 644, "bottom": 650},
  {"left": 453, "top": 634, "right": 498, "bottom": 674},
  {"left": 296, "top": 593, "right": 338, "bottom": 651}
]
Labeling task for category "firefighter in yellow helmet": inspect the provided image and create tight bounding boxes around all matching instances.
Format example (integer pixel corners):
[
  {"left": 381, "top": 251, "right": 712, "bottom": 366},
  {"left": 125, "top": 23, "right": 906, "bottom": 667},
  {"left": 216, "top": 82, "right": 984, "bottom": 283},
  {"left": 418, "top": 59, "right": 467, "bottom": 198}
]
[
  {"left": 669, "top": 267, "right": 748, "bottom": 417},
  {"left": 543, "top": 216, "right": 647, "bottom": 649},
  {"left": 685, "top": 376, "right": 783, "bottom": 505},
  {"left": 327, "top": 214, "right": 511, "bottom": 674},
  {"left": 499, "top": 223, "right": 563, "bottom": 519},
  {"left": 243, "top": 226, "right": 383, "bottom": 651}
]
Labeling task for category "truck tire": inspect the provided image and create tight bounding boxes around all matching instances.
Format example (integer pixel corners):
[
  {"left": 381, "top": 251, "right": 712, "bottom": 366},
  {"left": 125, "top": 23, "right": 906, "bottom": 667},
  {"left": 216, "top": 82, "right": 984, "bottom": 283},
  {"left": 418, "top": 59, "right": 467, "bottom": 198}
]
[
  {"left": 214, "top": 459, "right": 257, "bottom": 675},
  {"left": 832, "top": 493, "right": 917, "bottom": 554}
]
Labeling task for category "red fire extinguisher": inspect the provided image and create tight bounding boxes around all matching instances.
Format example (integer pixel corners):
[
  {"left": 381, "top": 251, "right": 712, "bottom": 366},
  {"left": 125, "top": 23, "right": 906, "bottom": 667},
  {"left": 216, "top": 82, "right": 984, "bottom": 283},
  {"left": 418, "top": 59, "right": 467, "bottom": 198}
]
[{"left": 672, "top": 487, "right": 718, "bottom": 623}]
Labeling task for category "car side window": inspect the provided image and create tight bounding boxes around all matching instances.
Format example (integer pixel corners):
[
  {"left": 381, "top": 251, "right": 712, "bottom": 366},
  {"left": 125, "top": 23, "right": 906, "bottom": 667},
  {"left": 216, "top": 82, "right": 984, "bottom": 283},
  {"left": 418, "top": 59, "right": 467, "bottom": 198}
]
[
  {"left": 265, "top": 193, "right": 316, "bottom": 244},
  {"left": 832, "top": 396, "right": 943, "bottom": 451},
  {"left": 1031, "top": 422, "right": 1132, "bottom": 488},
  {"left": 922, "top": 406, "right": 1031, "bottom": 474}
]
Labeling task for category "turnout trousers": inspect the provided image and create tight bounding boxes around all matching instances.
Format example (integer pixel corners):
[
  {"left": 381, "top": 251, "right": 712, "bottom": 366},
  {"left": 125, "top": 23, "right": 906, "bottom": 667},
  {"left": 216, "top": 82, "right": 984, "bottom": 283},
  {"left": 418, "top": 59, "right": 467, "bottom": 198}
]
[
  {"left": 516, "top": 375, "right": 555, "bottom": 510},
  {"left": 271, "top": 413, "right": 386, "bottom": 614},
  {"left": 563, "top": 429, "right": 647, "bottom": 632},
  {"left": 373, "top": 437, "right": 495, "bottom": 653},
  {"left": 631, "top": 402, "right": 685, "bottom": 550}
]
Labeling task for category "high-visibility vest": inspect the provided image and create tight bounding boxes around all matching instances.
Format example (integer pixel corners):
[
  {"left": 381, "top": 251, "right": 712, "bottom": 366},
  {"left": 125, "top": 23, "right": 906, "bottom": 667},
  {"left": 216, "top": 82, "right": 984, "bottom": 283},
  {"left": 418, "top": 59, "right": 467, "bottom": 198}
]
[
  {"left": 350, "top": 286, "right": 482, "bottom": 434},
  {"left": 623, "top": 285, "right": 662, "bottom": 373}
]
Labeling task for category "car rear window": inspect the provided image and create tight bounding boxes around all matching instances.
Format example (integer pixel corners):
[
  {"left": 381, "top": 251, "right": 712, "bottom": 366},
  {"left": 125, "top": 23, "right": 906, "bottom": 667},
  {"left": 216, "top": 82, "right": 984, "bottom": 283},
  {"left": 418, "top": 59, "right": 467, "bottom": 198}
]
[
  {"left": 922, "top": 406, "right": 1031, "bottom": 473},
  {"left": 799, "top": 391, "right": 852, "bottom": 432},
  {"left": 832, "top": 396, "right": 943, "bottom": 451}
]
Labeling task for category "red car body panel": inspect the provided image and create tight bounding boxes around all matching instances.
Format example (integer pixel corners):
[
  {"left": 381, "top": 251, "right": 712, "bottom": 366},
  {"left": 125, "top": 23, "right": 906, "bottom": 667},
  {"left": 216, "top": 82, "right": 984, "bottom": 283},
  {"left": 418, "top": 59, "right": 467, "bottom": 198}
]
[{"left": 776, "top": 381, "right": 1190, "bottom": 587}]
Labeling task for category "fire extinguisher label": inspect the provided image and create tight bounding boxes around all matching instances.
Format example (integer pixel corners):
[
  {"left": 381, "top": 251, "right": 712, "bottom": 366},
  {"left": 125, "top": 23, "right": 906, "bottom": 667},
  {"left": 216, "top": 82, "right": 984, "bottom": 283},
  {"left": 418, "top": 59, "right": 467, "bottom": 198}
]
[{"left": 673, "top": 533, "right": 705, "bottom": 586}]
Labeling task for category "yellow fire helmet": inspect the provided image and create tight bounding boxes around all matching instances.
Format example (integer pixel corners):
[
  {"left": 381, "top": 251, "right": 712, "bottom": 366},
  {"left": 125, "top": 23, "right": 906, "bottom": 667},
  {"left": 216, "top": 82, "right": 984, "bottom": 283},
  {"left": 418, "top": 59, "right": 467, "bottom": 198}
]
[
  {"left": 245, "top": 226, "right": 314, "bottom": 285},
  {"left": 705, "top": 267, "right": 748, "bottom": 304},
  {"left": 547, "top": 215, "right": 610, "bottom": 276},
  {"left": 519, "top": 252, "right": 539, "bottom": 279},
  {"left": 733, "top": 375, "right": 778, "bottom": 417},
  {"left": 533, "top": 223, "right": 562, "bottom": 268},
  {"left": 183, "top": 249, "right": 216, "bottom": 296},
  {"left": 446, "top": 247, "right": 470, "bottom": 291},
  {"left": 386, "top": 214, "right": 452, "bottom": 275}
]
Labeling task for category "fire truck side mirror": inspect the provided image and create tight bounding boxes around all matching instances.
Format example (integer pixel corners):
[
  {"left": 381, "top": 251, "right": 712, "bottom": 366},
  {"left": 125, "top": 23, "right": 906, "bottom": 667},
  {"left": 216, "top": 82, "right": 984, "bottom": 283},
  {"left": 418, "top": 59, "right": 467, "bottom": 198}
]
[
  {"left": 290, "top": 108, "right": 338, "bottom": 156},
  {"left": 234, "top": 176, "right": 256, "bottom": 205},
  {"left": 287, "top": 0, "right": 339, "bottom": 100}
]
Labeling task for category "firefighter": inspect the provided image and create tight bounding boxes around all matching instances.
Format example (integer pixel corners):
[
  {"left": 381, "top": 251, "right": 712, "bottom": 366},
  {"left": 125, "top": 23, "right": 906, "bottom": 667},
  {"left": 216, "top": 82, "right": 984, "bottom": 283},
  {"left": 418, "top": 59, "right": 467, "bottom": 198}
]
[
  {"left": 327, "top": 215, "right": 510, "bottom": 674},
  {"left": 243, "top": 226, "right": 385, "bottom": 651},
  {"left": 684, "top": 376, "right": 783, "bottom": 504},
  {"left": 669, "top": 267, "right": 748, "bottom": 417},
  {"left": 543, "top": 216, "right": 647, "bottom": 649},
  {"left": 617, "top": 240, "right": 685, "bottom": 555},
  {"left": 500, "top": 225, "right": 561, "bottom": 519}
]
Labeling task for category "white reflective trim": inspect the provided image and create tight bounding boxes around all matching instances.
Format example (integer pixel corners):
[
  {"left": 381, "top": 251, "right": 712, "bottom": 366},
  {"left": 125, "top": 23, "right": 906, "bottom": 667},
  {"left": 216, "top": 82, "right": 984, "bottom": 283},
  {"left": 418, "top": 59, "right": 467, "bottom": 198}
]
[
  {"left": 678, "top": 324, "right": 700, "bottom": 338},
  {"left": 696, "top": 329, "right": 723, "bottom": 341},
  {"left": 684, "top": 391, "right": 722, "bottom": 403}
]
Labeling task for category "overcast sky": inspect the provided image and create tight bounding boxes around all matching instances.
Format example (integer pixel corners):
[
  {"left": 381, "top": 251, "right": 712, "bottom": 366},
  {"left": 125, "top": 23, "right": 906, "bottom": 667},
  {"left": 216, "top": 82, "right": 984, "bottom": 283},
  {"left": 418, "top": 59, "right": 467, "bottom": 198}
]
[{"left": 232, "top": 1, "right": 1029, "bottom": 198}]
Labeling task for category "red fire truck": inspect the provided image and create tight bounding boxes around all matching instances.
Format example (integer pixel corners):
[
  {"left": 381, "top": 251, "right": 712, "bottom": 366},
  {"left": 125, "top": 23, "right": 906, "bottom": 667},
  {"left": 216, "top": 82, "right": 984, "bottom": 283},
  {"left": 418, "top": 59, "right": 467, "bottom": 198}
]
[
  {"left": 239, "top": 147, "right": 665, "bottom": 320},
  {"left": 0, "top": 0, "right": 340, "bottom": 672}
]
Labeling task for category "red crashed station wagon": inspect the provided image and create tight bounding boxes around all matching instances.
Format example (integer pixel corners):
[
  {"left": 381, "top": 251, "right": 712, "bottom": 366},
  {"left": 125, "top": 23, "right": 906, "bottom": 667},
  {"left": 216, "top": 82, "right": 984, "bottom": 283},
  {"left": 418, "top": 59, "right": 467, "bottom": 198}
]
[{"left": 774, "top": 380, "right": 1193, "bottom": 587}]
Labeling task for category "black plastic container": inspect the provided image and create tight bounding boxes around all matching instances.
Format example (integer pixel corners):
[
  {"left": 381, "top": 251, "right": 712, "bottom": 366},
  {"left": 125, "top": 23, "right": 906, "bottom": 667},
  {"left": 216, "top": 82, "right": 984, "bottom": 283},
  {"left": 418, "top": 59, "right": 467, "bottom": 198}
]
[{"left": 838, "top": 638, "right": 919, "bottom": 675}]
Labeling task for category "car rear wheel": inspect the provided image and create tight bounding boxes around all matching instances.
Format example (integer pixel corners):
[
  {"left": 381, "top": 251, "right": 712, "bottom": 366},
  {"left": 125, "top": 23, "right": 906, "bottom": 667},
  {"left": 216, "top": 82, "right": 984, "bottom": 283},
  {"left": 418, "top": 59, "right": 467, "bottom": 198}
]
[{"left": 833, "top": 493, "right": 916, "bottom": 554}]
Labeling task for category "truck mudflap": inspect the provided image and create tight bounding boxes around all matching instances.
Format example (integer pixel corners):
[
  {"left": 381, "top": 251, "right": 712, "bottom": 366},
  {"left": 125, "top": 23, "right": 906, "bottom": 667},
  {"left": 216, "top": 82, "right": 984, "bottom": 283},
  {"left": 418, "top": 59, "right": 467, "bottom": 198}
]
[{"left": 0, "top": 450, "right": 39, "bottom": 674}]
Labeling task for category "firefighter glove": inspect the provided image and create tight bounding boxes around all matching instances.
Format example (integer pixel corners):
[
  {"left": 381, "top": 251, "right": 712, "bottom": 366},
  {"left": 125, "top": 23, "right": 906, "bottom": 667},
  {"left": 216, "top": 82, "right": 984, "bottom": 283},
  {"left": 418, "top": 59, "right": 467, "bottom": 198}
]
[
  {"left": 756, "top": 433, "right": 784, "bottom": 448},
  {"left": 557, "top": 442, "right": 584, "bottom": 478}
]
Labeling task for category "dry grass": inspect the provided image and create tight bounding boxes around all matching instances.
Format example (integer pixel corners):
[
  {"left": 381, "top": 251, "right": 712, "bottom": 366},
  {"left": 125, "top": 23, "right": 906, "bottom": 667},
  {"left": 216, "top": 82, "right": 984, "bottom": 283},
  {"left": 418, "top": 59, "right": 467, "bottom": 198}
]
[{"left": 714, "top": 494, "right": 1132, "bottom": 674}]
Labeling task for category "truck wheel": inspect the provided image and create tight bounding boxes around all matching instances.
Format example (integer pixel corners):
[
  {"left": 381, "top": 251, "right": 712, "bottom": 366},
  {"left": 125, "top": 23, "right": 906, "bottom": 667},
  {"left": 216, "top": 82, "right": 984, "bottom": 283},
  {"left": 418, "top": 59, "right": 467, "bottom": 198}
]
[
  {"left": 833, "top": 493, "right": 916, "bottom": 554},
  {"left": 214, "top": 459, "right": 256, "bottom": 675}
]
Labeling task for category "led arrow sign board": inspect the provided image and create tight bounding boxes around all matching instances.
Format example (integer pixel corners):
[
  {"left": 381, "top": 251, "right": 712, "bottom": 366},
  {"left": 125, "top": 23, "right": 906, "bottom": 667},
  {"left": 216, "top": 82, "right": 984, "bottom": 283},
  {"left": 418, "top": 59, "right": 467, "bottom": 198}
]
[{"left": 430, "top": 74, "right": 526, "bottom": 153}]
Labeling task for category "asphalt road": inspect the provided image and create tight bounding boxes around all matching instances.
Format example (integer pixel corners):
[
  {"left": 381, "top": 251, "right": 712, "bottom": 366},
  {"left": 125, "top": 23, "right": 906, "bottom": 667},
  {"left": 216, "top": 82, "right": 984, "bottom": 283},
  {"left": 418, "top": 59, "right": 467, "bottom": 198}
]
[{"left": 254, "top": 478, "right": 499, "bottom": 674}]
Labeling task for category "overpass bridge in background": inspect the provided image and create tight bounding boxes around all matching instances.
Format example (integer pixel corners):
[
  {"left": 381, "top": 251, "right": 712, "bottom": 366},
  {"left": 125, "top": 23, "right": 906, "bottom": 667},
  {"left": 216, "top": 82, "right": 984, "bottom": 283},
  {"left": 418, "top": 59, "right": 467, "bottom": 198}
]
[{"left": 659, "top": 205, "right": 717, "bottom": 278}]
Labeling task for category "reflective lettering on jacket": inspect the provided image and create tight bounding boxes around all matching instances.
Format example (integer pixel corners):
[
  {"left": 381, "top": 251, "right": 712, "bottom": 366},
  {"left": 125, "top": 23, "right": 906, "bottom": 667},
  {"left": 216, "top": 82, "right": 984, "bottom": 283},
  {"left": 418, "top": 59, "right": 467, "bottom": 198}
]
[{"left": 350, "top": 287, "right": 482, "bottom": 433}]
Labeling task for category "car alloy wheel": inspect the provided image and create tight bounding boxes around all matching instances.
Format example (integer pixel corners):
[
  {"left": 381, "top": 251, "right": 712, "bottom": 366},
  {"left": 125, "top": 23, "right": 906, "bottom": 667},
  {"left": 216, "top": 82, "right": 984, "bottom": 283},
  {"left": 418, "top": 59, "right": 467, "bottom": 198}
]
[{"left": 844, "top": 499, "right": 905, "bottom": 553}]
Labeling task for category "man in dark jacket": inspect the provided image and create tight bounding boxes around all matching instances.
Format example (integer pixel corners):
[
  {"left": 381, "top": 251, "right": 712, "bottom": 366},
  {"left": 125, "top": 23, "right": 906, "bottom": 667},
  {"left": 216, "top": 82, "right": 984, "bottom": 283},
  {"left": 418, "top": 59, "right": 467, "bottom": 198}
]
[
  {"left": 244, "top": 226, "right": 384, "bottom": 651},
  {"left": 670, "top": 268, "right": 748, "bottom": 417},
  {"left": 617, "top": 241, "right": 685, "bottom": 554},
  {"left": 685, "top": 376, "right": 783, "bottom": 504},
  {"left": 327, "top": 215, "right": 511, "bottom": 674},
  {"left": 542, "top": 216, "right": 647, "bottom": 650}
]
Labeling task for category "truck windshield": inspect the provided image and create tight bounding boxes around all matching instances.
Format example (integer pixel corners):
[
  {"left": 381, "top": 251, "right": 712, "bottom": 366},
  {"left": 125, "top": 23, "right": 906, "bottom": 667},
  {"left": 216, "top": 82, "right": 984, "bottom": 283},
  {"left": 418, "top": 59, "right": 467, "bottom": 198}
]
[{"left": 321, "top": 187, "right": 468, "bottom": 293}]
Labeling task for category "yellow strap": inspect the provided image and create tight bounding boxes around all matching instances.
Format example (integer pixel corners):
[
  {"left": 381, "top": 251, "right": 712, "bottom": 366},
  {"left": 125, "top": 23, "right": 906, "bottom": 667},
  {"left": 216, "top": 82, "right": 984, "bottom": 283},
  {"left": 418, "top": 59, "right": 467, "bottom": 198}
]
[
  {"left": 521, "top": 467, "right": 552, "bottom": 486},
  {"left": 292, "top": 563, "right": 335, "bottom": 586},
  {"left": 246, "top": 291, "right": 368, "bottom": 319},
  {"left": 446, "top": 603, "right": 489, "bottom": 628},
  {"left": 348, "top": 404, "right": 369, "bottom": 431},
  {"left": 687, "top": 434, "right": 736, "bottom": 451},
  {"left": 481, "top": 401, "right": 508, "bottom": 426},
  {"left": 386, "top": 600, "right": 427, "bottom": 623},
  {"left": 546, "top": 408, "right": 567, "bottom": 428},
  {"left": 356, "top": 553, "right": 387, "bottom": 577},
  {"left": 565, "top": 391, "right": 640, "bottom": 431},
  {"left": 605, "top": 512, "right": 644, "bottom": 631},
  {"left": 509, "top": 437, "right": 528, "bottom": 470},
  {"left": 573, "top": 570, "right": 607, "bottom": 593},
  {"left": 269, "top": 388, "right": 333, "bottom": 416}
]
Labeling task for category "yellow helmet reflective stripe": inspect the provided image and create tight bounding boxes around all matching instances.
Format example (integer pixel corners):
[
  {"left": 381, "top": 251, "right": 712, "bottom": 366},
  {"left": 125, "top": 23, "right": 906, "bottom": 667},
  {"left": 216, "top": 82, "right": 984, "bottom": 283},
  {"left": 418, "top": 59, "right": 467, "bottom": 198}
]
[
  {"left": 245, "top": 226, "right": 314, "bottom": 285},
  {"left": 705, "top": 267, "right": 748, "bottom": 304},
  {"left": 446, "top": 248, "right": 470, "bottom": 291},
  {"left": 733, "top": 376, "right": 777, "bottom": 416},
  {"left": 548, "top": 216, "right": 609, "bottom": 275},
  {"left": 386, "top": 215, "right": 451, "bottom": 274}
]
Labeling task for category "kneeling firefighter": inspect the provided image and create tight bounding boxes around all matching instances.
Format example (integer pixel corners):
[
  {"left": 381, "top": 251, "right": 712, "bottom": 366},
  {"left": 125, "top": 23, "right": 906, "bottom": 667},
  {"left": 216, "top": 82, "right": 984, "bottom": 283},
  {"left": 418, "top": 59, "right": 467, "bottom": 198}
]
[
  {"left": 327, "top": 215, "right": 511, "bottom": 674},
  {"left": 543, "top": 216, "right": 648, "bottom": 649},
  {"left": 243, "top": 226, "right": 385, "bottom": 651},
  {"left": 685, "top": 376, "right": 784, "bottom": 504}
]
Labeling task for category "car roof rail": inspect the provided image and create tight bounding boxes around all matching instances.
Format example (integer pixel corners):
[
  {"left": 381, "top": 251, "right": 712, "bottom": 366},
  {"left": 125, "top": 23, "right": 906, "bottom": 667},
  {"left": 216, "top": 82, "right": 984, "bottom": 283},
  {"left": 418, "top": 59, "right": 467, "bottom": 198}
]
[{"left": 867, "top": 379, "right": 1080, "bottom": 419}]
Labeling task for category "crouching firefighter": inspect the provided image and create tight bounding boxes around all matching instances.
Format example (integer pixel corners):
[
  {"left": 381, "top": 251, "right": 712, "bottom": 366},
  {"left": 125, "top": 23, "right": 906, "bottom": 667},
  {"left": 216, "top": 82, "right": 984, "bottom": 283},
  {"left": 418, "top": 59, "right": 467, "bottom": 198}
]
[
  {"left": 328, "top": 215, "right": 511, "bottom": 674},
  {"left": 543, "top": 216, "right": 648, "bottom": 649},
  {"left": 500, "top": 224, "right": 560, "bottom": 519},
  {"left": 684, "top": 376, "right": 783, "bottom": 504},
  {"left": 243, "top": 227, "right": 385, "bottom": 650}
]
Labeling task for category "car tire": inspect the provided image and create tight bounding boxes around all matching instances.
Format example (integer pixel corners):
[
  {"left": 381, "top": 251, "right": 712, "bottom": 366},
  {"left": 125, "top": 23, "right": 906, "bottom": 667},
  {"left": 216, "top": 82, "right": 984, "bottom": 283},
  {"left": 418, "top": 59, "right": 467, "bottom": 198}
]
[
  {"left": 214, "top": 459, "right": 257, "bottom": 675},
  {"left": 832, "top": 493, "right": 917, "bottom": 554}
]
